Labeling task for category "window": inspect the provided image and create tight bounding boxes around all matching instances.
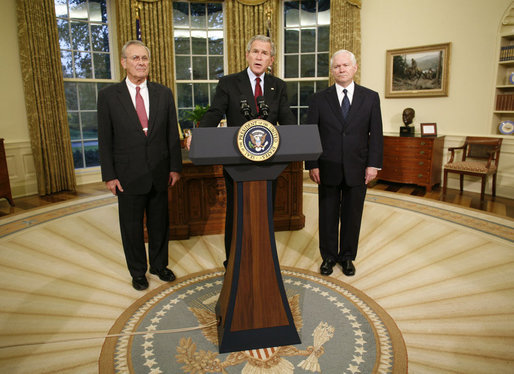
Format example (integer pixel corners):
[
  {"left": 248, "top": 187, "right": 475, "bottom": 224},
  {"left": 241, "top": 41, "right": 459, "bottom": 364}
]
[
  {"left": 283, "top": 0, "right": 330, "bottom": 124},
  {"left": 173, "top": 1, "right": 224, "bottom": 129},
  {"left": 55, "top": 0, "right": 114, "bottom": 168}
]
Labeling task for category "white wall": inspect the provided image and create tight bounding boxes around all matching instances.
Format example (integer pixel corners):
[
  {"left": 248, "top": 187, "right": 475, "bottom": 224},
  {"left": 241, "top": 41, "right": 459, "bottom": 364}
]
[
  {"left": 360, "top": 0, "right": 511, "bottom": 135},
  {"left": 1, "top": 0, "right": 513, "bottom": 198}
]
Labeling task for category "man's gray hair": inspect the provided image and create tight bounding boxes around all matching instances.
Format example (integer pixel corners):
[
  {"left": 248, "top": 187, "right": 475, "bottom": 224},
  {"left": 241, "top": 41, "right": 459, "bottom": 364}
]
[
  {"left": 121, "top": 40, "right": 151, "bottom": 59},
  {"left": 330, "top": 49, "right": 357, "bottom": 67},
  {"left": 246, "top": 35, "right": 276, "bottom": 57}
]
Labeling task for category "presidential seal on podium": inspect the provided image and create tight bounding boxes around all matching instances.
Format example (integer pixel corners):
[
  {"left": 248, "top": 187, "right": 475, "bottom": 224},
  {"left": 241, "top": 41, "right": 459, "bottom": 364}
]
[{"left": 237, "top": 119, "right": 280, "bottom": 161}]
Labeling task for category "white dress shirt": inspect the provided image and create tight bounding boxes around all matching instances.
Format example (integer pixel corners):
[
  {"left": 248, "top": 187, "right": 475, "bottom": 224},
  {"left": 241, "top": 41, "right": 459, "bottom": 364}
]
[
  {"left": 247, "top": 67, "right": 265, "bottom": 96},
  {"left": 125, "top": 78, "right": 150, "bottom": 118},
  {"left": 336, "top": 81, "right": 355, "bottom": 106}
]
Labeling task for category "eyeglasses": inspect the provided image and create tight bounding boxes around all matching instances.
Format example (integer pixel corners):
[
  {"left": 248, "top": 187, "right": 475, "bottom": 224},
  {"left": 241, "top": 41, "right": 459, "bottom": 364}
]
[{"left": 127, "top": 55, "right": 149, "bottom": 63}]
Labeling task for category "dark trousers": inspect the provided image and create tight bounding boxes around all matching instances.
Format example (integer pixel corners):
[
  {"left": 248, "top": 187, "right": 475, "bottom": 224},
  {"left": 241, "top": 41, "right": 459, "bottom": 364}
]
[
  {"left": 318, "top": 181, "right": 367, "bottom": 262},
  {"left": 117, "top": 186, "right": 169, "bottom": 277}
]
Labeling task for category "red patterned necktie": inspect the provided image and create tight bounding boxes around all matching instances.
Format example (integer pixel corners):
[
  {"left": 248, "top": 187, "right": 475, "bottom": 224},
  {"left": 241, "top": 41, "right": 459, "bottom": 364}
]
[
  {"left": 254, "top": 76, "right": 262, "bottom": 112},
  {"left": 135, "top": 86, "right": 148, "bottom": 135}
]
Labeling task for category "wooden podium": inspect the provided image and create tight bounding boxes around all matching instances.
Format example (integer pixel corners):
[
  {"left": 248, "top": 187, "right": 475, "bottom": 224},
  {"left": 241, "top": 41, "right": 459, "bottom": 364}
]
[{"left": 189, "top": 125, "right": 321, "bottom": 353}]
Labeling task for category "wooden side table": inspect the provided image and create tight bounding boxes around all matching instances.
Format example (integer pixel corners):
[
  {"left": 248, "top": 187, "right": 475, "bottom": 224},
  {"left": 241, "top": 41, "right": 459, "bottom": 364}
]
[
  {"left": 377, "top": 135, "right": 445, "bottom": 192},
  {"left": 0, "top": 138, "right": 14, "bottom": 206}
]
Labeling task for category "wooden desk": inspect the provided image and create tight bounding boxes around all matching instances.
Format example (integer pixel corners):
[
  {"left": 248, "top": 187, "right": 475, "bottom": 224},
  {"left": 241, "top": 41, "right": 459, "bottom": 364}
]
[
  {"left": 377, "top": 135, "right": 445, "bottom": 192},
  {"left": 166, "top": 160, "right": 305, "bottom": 240},
  {"left": 0, "top": 139, "right": 14, "bottom": 206}
]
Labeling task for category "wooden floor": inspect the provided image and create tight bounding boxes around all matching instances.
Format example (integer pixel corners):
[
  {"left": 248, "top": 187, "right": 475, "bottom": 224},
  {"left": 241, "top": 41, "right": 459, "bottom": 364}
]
[{"left": 0, "top": 180, "right": 513, "bottom": 219}]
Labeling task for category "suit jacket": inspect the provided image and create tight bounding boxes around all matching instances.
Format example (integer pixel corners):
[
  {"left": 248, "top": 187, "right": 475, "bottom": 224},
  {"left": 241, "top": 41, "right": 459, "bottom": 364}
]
[
  {"left": 97, "top": 79, "right": 182, "bottom": 194},
  {"left": 305, "top": 83, "right": 383, "bottom": 186},
  {"left": 199, "top": 69, "right": 296, "bottom": 127}
]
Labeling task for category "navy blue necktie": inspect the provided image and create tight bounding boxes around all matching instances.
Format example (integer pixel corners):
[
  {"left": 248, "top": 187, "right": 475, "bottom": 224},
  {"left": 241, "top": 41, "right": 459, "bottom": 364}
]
[{"left": 341, "top": 88, "right": 350, "bottom": 119}]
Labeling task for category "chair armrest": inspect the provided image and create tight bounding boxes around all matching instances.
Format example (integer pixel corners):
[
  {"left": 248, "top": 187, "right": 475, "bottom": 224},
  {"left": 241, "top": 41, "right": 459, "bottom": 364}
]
[{"left": 447, "top": 145, "right": 465, "bottom": 163}]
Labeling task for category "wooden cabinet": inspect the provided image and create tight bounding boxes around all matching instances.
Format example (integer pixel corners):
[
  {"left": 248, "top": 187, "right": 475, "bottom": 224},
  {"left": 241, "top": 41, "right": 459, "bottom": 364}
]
[
  {"left": 377, "top": 135, "right": 445, "bottom": 192},
  {"left": 0, "top": 139, "right": 14, "bottom": 206}
]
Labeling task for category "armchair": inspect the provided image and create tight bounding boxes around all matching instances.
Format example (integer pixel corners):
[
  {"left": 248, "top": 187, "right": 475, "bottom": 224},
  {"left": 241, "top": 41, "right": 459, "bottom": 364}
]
[{"left": 443, "top": 137, "right": 503, "bottom": 200}]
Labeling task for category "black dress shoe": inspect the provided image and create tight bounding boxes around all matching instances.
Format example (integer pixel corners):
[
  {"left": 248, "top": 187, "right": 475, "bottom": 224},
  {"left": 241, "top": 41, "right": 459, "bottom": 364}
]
[
  {"left": 320, "top": 259, "right": 336, "bottom": 276},
  {"left": 150, "top": 268, "right": 176, "bottom": 282},
  {"left": 340, "top": 260, "right": 355, "bottom": 276},
  {"left": 132, "top": 276, "right": 149, "bottom": 291}
]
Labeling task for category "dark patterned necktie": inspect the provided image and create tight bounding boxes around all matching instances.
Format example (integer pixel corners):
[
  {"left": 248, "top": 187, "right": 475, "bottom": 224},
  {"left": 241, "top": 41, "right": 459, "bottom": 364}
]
[
  {"left": 341, "top": 88, "right": 350, "bottom": 119},
  {"left": 136, "top": 86, "right": 148, "bottom": 135}
]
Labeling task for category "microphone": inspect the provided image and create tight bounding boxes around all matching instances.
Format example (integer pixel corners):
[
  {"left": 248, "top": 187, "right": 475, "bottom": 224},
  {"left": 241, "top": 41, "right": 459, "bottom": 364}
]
[
  {"left": 240, "top": 96, "right": 253, "bottom": 120},
  {"left": 256, "top": 96, "right": 269, "bottom": 120}
]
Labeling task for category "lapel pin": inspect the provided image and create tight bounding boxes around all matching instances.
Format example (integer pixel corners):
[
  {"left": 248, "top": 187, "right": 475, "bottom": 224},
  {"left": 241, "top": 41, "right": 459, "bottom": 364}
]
[{"left": 271, "top": 87, "right": 275, "bottom": 91}]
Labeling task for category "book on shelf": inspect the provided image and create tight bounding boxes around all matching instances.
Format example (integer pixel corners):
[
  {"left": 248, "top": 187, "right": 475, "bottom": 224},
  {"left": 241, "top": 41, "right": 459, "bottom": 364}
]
[
  {"left": 496, "top": 93, "right": 514, "bottom": 111},
  {"left": 500, "top": 45, "right": 514, "bottom": 61}
]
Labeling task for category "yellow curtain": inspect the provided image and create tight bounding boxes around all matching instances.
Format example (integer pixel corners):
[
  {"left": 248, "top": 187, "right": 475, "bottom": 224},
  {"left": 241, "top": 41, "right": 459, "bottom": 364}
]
[
  {"left": 16, "top": 0, "right": 76, "bottom": 195},
  {"left": 329, "top": 0, "right": 361, "bottom": 84},
  {"left": 116, "top": 0, "right": 175, "bottom": 88},
  {"left": 226, "top": 0, "right": 279, "bottom": 74}
]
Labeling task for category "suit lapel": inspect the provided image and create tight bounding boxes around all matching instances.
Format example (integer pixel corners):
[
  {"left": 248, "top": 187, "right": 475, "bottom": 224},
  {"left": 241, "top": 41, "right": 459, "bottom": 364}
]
[
  {"left": 347, "top": 84, "right": 364, "bottom": 124},
  {"left": 326, "top": 85, "right": 345, "bottom": 129},
  {"left": 237, "top": 70, "right": 255, "bottom": 113},
  {"left": 147, "top": 82, "right": 159, "bottom": 137}
]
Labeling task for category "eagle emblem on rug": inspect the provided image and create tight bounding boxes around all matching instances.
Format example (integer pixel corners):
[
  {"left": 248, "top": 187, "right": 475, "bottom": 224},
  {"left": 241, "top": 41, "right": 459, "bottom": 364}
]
[{"left": 175, "top": 294, "right": 335, "bottom": 373}]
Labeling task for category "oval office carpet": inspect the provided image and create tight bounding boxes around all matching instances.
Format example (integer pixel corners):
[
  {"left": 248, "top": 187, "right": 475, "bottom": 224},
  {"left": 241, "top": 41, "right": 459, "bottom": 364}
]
[
  {"left": 0, "top": 186, "right": 513, "bottom": 373},
  {"left": 99, "top": 268, "right": 405, "bottom": 373}
]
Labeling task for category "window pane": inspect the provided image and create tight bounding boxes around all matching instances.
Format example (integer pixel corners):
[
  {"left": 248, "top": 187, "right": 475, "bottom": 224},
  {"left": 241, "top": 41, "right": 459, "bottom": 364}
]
[
  {"left": 316, "top": 80, "right": 329, "bottom": 91},
  {"left": 301, "top": 54, "right": 315, "bottom": 77},
  {"left": 300, "top": 0, "right": 316, "bottom": 25},
  {"left": 207, "top": 3, "right": 222, "bottom": 28},
  {"left": 71, "top": 21, "right": 90, "bottom": 51},
  {"left": 174, "top": 31, "right": 190, "bottom": 55},
  {"left": 175, "top": 56, "right": 191, "bottom": 80},
  {"left": 194, "top": 83, "right": 209, "bottom": 107},
  {"left": 57, "top": 19, "right": 71, "bottom": 49},
  {"left": 61, "top": 51, "right": 73, "bottom": 78},
  {"left": 208, "top": 31, "right": 223, "bottom": 55},
  {"left": 284, "top": 1, "right": 299, "bottom": 27},
  {"left": 72, "top": 141, "right": 84, "bottom": 168},
  {"left": 301, "top": 28, "right": 315, "bottom": 53},
  {"left": 192, "top": 56, "right": 207, "bottom": 80},
  {"left": 55, "top": 0, "right": 68, "bottom": 17},
  {"left": 318, "top": 25, "right": 329, "bottom": 51},
  {"left": 209, "top": 56, "right": 223, "bottom": 79},
  {"left": 64, "top": 82, "right": 78, "bottom": 110},
  {"left": 91, "top": 24, "right": 109, "bottom": 52},
  {"left": 285, "top": 29, "right": 299, "bottom": 53},
  {"left": 74, "top": 51, "right": 92, "bottom": 78},
  {"left": 68, "top": 112, "right": 80, "bottom": 140},
  {"left": 177, "top": 83, "right": 193, "bottom": 108},
  {"left": 173, "top": 2, "right": 189, "bottom": 27},
  {"left": 93, "top": 52, "right": 111, "bottom": 79},
  {"left": 317, "top": 53, "right": 329, "bottom": 77},
  {"left": 300, "top": 81, "right": 315, "bottom": 106},
  {"left": 191, "top": 30, "right": 207, "bottom": 55},
  {"left": 78, "top": 82, "right": 97, "bottom": 110},
  {"left": 70, "top": 0, "right": 88, "bottom": 20},
  {"left": 287, "top": 81, "right": 298, "bottom": 106},
  {"left": 318, "top": 0, "right": 330, "bottom": 25},
  {"left": 81, "top": 112, "right": 98, "bottom": 138},
  {"left": 285, "top": 55, "right": 299, "bottom": 78},
  {"left": 84, "top": 143, "right": 100, "bottom": 167},
  {"left": 190, "top": 3, "right": 206, "bottom": 28},
  {"left": 89, "top": 0, "right": 107, "bottom": 22}
]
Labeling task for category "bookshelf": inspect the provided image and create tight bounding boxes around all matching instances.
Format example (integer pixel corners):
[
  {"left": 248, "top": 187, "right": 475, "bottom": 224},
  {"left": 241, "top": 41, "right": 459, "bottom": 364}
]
[{"left": 493, "top": 3, "right": 514, "bottom": 134}]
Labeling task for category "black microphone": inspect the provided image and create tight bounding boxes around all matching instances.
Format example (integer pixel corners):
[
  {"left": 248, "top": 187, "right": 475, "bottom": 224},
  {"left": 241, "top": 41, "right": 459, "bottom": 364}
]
[
  {"left": 240, "top": 96, "right": 252, "bottom": 120},
  {"left": 256, "top": 96, "right": 269, "bottom": 120}
]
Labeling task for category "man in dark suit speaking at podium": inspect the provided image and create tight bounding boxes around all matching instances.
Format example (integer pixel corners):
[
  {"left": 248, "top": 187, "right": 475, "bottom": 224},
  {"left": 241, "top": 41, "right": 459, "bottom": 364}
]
[{"left": 188, "top": 35, "right": 296, "bottom": 267}]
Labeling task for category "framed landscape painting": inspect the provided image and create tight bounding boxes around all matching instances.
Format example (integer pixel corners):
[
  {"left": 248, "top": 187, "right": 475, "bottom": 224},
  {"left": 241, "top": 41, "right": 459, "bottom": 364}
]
[{"left": 385, "top": 43, "right": 451, "bottom": 98}]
